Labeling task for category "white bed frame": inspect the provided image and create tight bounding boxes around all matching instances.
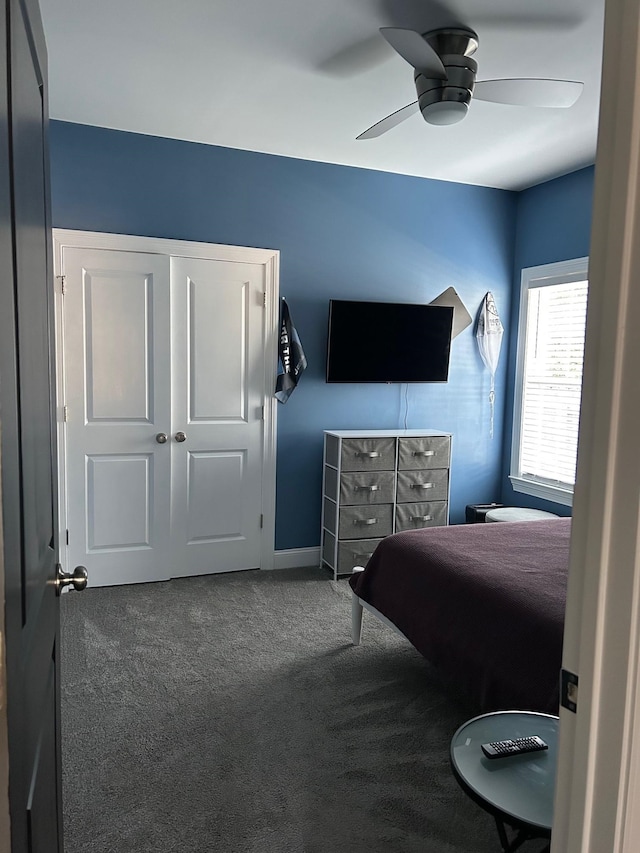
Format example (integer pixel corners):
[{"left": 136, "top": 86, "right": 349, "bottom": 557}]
[{"left": 350, "top": 567, "right": 409, "bottom": 645}]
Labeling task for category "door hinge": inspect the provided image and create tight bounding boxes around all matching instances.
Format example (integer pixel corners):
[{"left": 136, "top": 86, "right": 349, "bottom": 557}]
[
  {"left": 261, "top": 405, "right": 265, "bottom": 420},
  {"left": 561, "top": 669, "right": 579, "bottom": 713},
  {"left": 260, "top": 514, "right": 264, "bottom": 529},
  {"left": 63, "top": 405, "right": 68, "bottom": 422},
  {"left": 263, "top": 292, "right": 267, "bottom": 307},
  {"left": 57, "top": 274, "right": 66, "bottom": 294}
]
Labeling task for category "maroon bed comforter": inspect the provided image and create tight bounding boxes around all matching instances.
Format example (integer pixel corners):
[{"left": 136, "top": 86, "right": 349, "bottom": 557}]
[{"left": 349, "top": 518, "right": 571, "bottom": 713}]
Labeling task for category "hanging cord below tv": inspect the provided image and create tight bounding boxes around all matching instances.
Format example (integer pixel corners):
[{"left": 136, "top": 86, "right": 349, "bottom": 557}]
[{"left": 403, "top": 382, "right": 409, "bottom": 429}]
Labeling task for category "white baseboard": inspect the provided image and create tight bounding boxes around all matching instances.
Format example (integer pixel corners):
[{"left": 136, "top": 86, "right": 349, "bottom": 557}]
[{"left": 271, "top": 547, "right": 321, "bottom": 570}]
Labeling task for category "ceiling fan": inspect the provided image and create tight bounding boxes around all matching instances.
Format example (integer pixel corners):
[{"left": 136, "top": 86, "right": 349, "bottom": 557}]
[{"left": 357, "top": 26, "right": 583, "bottom": 139}]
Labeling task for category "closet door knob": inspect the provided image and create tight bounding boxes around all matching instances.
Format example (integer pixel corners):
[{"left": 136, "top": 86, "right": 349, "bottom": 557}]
[
  {"left": 175, "top": 431, "right": 187, "bottom": 443},
  {"left": 156, "top": 433, "right": 168, "bottom": 444}
]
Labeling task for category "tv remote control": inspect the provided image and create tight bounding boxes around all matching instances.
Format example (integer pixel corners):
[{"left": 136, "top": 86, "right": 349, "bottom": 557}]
[{"left": 481, "top": 736, "right": 548, "bottom": 759}]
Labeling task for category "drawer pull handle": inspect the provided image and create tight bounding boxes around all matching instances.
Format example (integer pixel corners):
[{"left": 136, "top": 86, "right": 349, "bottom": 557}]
[
  {"left": 412, "top": 514, "right": 432, "bottom": 522},
  {"left": 355, "top": 518, "right": 378, "bottom": 526},
  {"left": 410, "top": 482, "right": 434, "bottom": 490},
  {"left": 356, "top": 451, "right": 380, "bottom": 458},
  {"left": 355, "top": 484, "right": 379, "bottom": 492},
  {"left": 412, "top": 450, "right": 435, "bottom": 457}
]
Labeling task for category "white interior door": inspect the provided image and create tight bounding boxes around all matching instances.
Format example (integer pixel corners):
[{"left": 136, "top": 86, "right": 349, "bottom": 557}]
[
  {"left": 60, "top": 236, "right": 275, "bottom": 586},
  {"left": 170, "top": 256, "right": 265, "bottom": 576},
  {"left": 63, "top": 248, "right": 173, "bottom": 586}
]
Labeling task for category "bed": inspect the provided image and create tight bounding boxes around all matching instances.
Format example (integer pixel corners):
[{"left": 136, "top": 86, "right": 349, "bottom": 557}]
[{"left": 349, "top": 518, "right": 571, "bottom": 714}]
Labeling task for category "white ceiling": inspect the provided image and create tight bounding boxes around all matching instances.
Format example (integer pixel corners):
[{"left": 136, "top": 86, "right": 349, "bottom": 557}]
[{"left": 39, "top": 0, "right": 605, "bottom": 191}]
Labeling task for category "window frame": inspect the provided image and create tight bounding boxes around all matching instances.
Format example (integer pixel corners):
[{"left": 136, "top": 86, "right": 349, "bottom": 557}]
[{"left": 510, "top": 256, "right": 589, "bottom": 507}]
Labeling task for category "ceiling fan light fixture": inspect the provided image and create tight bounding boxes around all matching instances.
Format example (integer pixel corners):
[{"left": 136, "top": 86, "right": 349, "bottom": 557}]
[
  {"left": 422, "top": 100, "right": 469, "bottom": 126},
  {"left": 415, "top": 58, "right": 476, "bottom": 127}
]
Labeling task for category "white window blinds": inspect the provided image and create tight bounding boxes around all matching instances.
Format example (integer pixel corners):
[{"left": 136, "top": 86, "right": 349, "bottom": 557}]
[
  {"left": 519, "top": 280, "right": 588, "bottom": 488},
  {"left": 510, "top": 258, "right": 589, "bottom": 506}
]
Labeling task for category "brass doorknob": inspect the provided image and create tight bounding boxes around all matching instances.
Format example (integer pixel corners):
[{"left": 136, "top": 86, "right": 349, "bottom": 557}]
[
  {"left": 174, "top": 431, "right": 187, "bottom": 443},
  {"left": 56, "top": 565, "right": 88, "bottom": 595}
]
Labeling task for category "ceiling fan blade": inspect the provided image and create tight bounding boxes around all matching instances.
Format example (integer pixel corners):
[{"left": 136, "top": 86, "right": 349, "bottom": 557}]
[
  {"left": 357, "top": 101, "right": 420, "bottom": 140},
  {"left": 379, "top": 28, "right": 447, "bottom": 78},
  {"left": 474, "top": 79, "right": 584, "bottom": 108}
]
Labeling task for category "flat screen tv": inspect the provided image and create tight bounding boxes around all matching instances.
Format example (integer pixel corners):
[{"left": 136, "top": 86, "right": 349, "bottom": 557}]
[{"left": 326, "top": 299, "right": 454, "bottom": 383}]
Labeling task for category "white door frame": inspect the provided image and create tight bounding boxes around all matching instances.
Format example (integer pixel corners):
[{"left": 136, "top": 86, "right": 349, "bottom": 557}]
[
  {"left": 551, "top": 0, "right": 640, "bottom": 848},
  {"left": 52, "top": 229, "right": 279, "bottom": 574}
]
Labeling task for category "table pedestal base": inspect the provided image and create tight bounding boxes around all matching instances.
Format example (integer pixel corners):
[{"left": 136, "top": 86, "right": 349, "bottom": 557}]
[{"left": 495, "top": 817, "right": 550, "bottom": 853}]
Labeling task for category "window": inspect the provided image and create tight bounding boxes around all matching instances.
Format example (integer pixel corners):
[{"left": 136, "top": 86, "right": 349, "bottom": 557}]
[{"left": 510, "top": 258, "right": 589, "bottom": 506}]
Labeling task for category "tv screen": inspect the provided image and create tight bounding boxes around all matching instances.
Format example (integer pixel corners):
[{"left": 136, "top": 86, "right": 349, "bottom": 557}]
[{"left": 326, "top": 299, "right": 454, "bottom": 383}]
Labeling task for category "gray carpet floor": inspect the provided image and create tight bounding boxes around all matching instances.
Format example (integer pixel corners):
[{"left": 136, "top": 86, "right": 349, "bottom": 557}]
[{"left": 60, "top": 567, "right": 502, "bottom": 853}]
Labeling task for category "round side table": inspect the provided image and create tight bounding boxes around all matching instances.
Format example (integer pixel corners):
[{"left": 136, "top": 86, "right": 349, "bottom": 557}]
[{"left": 450, "top": 710, "right": 558, "bottom": 852}]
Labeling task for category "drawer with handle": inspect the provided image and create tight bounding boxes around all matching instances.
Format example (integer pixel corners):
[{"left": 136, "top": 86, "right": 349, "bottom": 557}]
[
  {"left": 340, "top": 437, "right": 396, "bottom": 472},
  {"left": 395, "top": 501, "right": 448, "bottom": 532},
  {"left": 398, "top": 436, "right": 450, "bottom": 471},
  {"left": 338, "top": 504, "right": 394, "bottom": 539},
  {"left": 337, "top": 538, "right": 383, "bottom": 574},
  {"left": 396, "top": 468, "right": 448, "bottom": 503},
  {"left": 339, "top": 470, "right": 395, "bottom": 505}
]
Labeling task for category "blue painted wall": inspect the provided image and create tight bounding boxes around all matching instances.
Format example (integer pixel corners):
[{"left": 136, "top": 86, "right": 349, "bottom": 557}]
[
  {"left": 501, "top": 166, "right": 595, "bottom": 514},
  {"left": 50, "top": 121, "right": 516, "bottom": 549}
]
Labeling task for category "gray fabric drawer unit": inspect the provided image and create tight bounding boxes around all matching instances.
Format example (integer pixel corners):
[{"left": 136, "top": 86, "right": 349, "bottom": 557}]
[
  {"left": 340, "top": 437, "right": 397, "bottom": 472},
  {"left": 398, "top": 435, "right": 451, "bottom": 470},
  {"left": 322, "top": 529, "right": 336, "bottom": 567},
  {"left": 396, "top": 468, "right": 449, "bottom": 503},
  {"left": 395, "top": 501, "right": 448, "bottom": 531},
  {"left": 323, "top": 497, "right": 337, "bottom": 534},
  {"left": 321, "top": 430, "right": 451, "bottom": 578},
  {"left": 339, "top": 470, "right": 396, "bottom": 505},
  {"left": 324, "top": 433, "right": 341, "bottom": 469},
  {"left": 338, "top": 504, "right": 394, "bottom": 540},
  {"left": 337, "top": 538, "right": 383, "bottom": 574}
]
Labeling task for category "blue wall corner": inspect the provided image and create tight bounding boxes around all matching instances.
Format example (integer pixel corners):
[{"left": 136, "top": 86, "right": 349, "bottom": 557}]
[
  {"left": 50, "top": 121, "right": 517, "bottom": 549},
  {"left": 501, "top": 166, "right": 595, "bottom": 515}
]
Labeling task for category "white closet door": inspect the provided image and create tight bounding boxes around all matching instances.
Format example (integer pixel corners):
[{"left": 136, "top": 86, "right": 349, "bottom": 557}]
[
  {"left": 62, "top": 243, "right": 270, "bottom": 586},
  {"left": 63, "top": 248, "right": 173, "bottom": 586},
  {"left": 169, "top": 256, "right": 265, "bottom": 576}
]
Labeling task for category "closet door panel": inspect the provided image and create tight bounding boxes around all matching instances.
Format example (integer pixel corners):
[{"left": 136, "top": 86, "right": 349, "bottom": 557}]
[
  {"left": 171, "top": 256, "right": 265, "bottom": 576},
  {"left": 63, "top": 248, "right": 172, "bottom": 586}
]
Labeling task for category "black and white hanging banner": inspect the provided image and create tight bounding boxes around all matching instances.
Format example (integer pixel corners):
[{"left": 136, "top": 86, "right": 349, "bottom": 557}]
[{"left": 275, "top": 298, "right": 307, "bottom": 403}]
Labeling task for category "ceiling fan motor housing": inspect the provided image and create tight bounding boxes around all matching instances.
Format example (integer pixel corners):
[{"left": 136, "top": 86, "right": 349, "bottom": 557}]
[
  {"left": 415, "top": 27, "right": 479, "bottom": 126},
  {"left": 415, "top": 56, "right": 477, "bottom": 125}
]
